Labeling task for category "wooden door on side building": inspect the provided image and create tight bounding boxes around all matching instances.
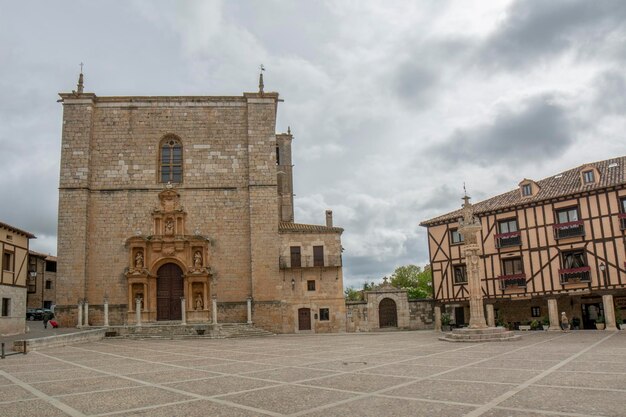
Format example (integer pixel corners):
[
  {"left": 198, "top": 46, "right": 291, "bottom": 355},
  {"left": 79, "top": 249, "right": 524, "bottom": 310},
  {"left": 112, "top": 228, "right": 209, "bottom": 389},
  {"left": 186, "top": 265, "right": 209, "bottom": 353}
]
[
  {"left": 379, "top": 298, "right": 398, "bottom": 328},
  {"left": 298, "top": 308, "right": 311, "bottom": 330},
  {"left": 581, "top": 302, "right": 604, "bottom": 329},
  {"left": 157, "top": 263, "right": 183, "bottom": 321},
  {"left": 455, "top": 307, "right": 465, "bottom": 327}
]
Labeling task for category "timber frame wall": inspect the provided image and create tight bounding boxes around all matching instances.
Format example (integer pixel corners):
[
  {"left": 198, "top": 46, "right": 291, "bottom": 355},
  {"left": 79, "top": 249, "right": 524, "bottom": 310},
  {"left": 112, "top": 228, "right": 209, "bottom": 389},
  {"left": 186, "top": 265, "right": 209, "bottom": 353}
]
[{"left": 426, "top": 186, "right": 626, "bottom": 304}]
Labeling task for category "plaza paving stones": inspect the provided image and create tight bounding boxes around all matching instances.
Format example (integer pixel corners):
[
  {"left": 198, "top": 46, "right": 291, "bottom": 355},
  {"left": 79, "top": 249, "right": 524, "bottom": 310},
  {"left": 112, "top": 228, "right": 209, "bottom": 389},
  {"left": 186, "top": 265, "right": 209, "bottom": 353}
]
[{"left": 0, "top": 331, "right": 624, "bottom": 416}]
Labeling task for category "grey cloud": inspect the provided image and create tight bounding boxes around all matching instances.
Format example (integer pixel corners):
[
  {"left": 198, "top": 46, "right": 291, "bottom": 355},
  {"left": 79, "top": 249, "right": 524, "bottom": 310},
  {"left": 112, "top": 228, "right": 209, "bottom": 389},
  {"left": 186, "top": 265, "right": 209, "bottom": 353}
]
[
  {"left": 389, "top": 38, "right": 470, "bottom": 108},
  {"left": 0, "top": 157, "right": 59, "bottom": 238},
  {"left": 222, "top": 2, "right": 339, "bottom": 61},
  {"left": 592, "top": 70, "right": 626, "bottom": 115},
  {"left": 392, "top": 62, "right": 438, "bottom": 109},
  {"left": 426, "top": 94, "right": 573, "bottom": 167},
  {"left": 415, "top": 184, "right": 460, "bottom": 212},
  {"left": 478, "top": 0, "right": 626, "bottom": 70},
  {"left": 343, "top": 232, "right": 429, "bottom": 288}
]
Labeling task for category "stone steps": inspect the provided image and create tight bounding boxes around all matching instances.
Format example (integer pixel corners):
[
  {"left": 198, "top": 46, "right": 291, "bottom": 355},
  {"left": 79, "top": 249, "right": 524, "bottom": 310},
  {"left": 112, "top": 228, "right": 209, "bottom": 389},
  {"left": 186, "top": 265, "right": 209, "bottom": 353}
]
[
  {"left": 218, "top": 323, "right": 274, "bottom": 338},
  {"left": 104, "top": 323, "right": 274, "bottom": 339},
  {"left": 439, "top": 327, "right": 521, "bottom": 343}
]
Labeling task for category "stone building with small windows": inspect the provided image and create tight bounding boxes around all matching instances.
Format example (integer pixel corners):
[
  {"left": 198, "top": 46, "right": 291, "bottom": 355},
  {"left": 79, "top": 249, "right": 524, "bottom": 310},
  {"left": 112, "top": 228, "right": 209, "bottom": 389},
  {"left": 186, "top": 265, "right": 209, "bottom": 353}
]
[
  {"left": 421, "top": 156, "right": 626, "bottom": 331},
  {"left": 1, "top": 221, "right": 35, "bottom": 335},
  {"left": 26, "top": 251, "right": 57, "bottom": 310},
  {"left": 55, "top": 73, "right": 345, "bottom": 333}
]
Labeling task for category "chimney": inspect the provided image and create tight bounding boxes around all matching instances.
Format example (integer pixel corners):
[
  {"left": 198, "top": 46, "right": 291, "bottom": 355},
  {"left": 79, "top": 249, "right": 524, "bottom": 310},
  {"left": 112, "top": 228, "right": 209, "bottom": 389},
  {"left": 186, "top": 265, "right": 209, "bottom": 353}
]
[{"left": 325, "top": 210, "right": 333, "bottom": 227}]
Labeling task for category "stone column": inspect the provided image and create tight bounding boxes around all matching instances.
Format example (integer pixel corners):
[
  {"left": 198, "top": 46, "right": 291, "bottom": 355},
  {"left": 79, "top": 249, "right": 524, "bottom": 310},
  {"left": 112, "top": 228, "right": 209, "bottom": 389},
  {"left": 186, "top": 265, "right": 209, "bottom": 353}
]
[
  {"left": 103, "top": 298, "right": 109, "bottom": 327},
  {"left": 486, "top": 304, "right": 495, "bottom": 327},
  {"left": 548, "top": 298, "right": 560, "bottom": 331},
  {"left": 247, "top": 297, "right": 253, "bottom": 324},
  {"left": 181, "top": 297, "right": 186, "bottom": 325},
  {"left": 458, "top": 196, "right": 487, "bottom": 330},
  {"left": 466, "top": 246, "right": 487, "bottom": 329},
  {"left": 211, "top": 295, "right": 218, "bottom": 324},
  {"left": 83, "top": 301, "right": 89, "bottom": 327},
  {"left": 135, "top": 298, "right": 142, "bottom": 327},
  {"left": 77, "top": 301, "right": 83, "bottom": 328},
  {"left": 434, "top": 305, "right": 442, "bottom": 332},
  {"left": 602, "top": 294, "right": 618, "bottom": 331}
]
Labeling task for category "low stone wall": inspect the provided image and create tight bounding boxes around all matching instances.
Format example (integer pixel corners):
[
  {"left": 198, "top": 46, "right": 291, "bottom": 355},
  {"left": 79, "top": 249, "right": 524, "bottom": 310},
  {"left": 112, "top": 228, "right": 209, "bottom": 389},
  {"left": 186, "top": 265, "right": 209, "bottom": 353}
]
[
  {"left": 218, "top": 302, "right": 247, "bottom": 323},
  {"left": 408, "top": 299, "right": 435, "bottom": 329},
  {"left": 253, "top": 301, "right": 288, "bottom": 333},
  {"left": 0, "top": 286, "right": 27, "bottom": 336},
  {"left": 13, "top": 329, "right": 106, "bottom": 352},
  {"left": 345, "top": 299, "right": 434, "bottom": 332}
]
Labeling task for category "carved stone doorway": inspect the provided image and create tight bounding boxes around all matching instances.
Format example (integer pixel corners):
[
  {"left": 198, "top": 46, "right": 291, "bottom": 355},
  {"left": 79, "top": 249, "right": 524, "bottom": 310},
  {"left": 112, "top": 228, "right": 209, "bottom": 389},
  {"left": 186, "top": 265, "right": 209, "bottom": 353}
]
[
  {"left": 157, "top": 263, "right": 183, "bottom": 321},
  {"left": 379, "top": 298, "right": 398, "bottom": 328},
  {"left": 298, "top": 308, "right": 311, "bottom": 330}
]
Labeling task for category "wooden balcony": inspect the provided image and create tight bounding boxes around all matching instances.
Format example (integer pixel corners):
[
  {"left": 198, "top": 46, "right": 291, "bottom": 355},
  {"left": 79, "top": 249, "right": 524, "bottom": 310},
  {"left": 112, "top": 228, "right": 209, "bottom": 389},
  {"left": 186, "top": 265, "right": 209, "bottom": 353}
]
[
  {"left": 279, "top": 255, "right": 342, "bottom": 269},
  {"left": 553, "top": 220, "right": 585, "bottom": 239},
  {"left": 495, "top": 231, "right": 522, "bottom": 248},
  {"left": 499, "top": 273, "right": 527, "bottom": 290},
  {"left": 558, "top": 266, "right": 591, "bottom": 285}
]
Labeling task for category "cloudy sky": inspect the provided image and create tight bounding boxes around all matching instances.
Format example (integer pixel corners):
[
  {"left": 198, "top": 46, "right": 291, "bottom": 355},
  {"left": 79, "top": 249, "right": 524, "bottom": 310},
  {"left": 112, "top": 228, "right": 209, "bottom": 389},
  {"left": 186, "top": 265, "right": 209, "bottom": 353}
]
[{"left": 1, "top": 1, "right": 625, "bottom": 288}]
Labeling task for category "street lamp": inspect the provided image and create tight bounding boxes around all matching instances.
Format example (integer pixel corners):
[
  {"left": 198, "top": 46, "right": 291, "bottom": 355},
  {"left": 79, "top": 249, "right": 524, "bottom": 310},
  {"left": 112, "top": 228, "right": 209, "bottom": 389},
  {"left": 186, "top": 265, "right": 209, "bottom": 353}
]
[{"left": 599, "top": 262, "right": 607, "bottom": 287}]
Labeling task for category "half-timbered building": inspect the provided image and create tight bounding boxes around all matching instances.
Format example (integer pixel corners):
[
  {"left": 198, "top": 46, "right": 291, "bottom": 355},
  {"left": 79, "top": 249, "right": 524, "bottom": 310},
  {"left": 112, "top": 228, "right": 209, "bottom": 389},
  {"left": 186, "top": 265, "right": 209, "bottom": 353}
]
[
  {"left": 421, "top": 156, "right": 626, "bottom": 330},
  {"left": 1, "top": 221, "right": 35, "bottom": 335}
]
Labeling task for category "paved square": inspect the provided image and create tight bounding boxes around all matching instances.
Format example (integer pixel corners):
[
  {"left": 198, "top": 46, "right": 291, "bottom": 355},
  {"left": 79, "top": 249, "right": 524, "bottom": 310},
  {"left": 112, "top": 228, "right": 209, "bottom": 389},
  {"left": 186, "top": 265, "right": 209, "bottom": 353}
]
[{"left": 0, "top": 330, "right": 625, "bottom": 416}]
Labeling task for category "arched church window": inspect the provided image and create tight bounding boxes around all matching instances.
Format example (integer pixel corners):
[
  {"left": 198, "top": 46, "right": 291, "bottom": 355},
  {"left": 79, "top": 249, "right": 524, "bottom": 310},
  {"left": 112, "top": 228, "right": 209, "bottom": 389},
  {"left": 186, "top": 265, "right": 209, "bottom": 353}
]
[{"left": 160, "top": 136, "right": 183, "bottom": 183}]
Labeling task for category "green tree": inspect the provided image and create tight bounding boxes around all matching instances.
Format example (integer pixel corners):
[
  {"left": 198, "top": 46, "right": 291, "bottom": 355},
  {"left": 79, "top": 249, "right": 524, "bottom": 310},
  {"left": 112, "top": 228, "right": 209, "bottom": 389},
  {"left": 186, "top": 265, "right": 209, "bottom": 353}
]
[
  {"left": 344, "top": 287, "right": 363, "bottom": 301},
  {"left": 389, "top": 264, "right": 432, "bottom": 299}
]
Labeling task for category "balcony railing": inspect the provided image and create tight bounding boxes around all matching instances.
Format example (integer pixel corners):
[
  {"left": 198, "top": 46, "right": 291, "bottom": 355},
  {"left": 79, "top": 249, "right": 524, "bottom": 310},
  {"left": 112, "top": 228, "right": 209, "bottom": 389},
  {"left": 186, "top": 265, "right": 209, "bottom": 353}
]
[
  {"left": 499, "top": 273, "right": 527, "bottom": 290},
  {"left": 553, "top": 220, "right": 585, "bottom": 239},
  {"left": 619, "top": 213, "right": 626, "bottom": 230},
  {"left": 495, "top": 231, "right": 522, "bottom": 248},
  {"left": 279, "top": 255, "right": 342, "bottom": 269},
  {"left": 558, "top": 266, "right": 591, "bottom": 285}
]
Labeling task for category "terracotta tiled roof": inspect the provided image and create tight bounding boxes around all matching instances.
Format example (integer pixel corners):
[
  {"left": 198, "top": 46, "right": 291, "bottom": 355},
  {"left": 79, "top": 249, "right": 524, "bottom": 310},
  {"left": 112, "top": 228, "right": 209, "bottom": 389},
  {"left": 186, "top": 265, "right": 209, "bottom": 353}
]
[
  {"left": 28, "top": 250, "right": 56, "bottom": 260},
  {"left": 0, "top": 221, "right": 36, "bottom": 238},
  {"left": 279, "top": 221, "right": 344, "bottom": 234},
  {"left": 420, "top": 156, "right": 626, "bottom": 227}
]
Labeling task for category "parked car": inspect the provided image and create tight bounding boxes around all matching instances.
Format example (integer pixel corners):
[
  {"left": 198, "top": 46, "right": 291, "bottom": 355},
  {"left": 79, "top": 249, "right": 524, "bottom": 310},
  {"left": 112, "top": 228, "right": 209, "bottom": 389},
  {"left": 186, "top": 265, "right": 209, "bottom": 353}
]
[{"left": 26, "top": 308, "right": 43, "bottom": 320}]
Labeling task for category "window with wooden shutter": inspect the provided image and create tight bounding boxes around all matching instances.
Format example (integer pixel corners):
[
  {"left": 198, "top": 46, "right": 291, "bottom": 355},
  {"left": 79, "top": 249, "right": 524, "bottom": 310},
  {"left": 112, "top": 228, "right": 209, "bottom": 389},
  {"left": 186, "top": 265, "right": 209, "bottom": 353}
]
[{"left": 313, "top": 246, "right": 324, "bottom": 267}]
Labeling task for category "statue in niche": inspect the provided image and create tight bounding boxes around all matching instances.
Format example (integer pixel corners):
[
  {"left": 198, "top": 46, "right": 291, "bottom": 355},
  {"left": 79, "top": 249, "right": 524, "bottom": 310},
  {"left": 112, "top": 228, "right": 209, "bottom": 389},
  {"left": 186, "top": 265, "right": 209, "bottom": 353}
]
[
  {"left": 194, "top": 251, "right": 203, "bottom": 268},
  {"left": 195, "top": 293, "right": 204, "bottom": 310},
  {"left": 134, "top": 251, "right": 144, "bottom": 269},
  {"left": 135, "top": 293, "right": 144, "bottom": 310},
  {"left": 165, "top": 218, "right": 174, "bottom": 235}
]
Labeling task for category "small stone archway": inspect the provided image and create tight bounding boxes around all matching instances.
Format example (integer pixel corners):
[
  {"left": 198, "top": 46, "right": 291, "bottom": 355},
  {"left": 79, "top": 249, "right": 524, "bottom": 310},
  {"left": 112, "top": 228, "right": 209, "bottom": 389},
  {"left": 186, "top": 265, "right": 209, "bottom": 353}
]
[
  {"left": 379, "top": 298, "right": 398, "bottom": 328},
  {"left": 364, "top": 279, "right": 411, "bottom": 329}
]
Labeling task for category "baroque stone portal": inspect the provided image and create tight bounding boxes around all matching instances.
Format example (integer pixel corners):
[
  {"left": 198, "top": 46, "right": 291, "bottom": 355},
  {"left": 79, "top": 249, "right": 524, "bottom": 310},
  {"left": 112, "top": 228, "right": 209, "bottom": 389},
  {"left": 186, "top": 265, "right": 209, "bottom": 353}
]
[{"left": 125, "top": 187, "right": 212, "bottom": 323}]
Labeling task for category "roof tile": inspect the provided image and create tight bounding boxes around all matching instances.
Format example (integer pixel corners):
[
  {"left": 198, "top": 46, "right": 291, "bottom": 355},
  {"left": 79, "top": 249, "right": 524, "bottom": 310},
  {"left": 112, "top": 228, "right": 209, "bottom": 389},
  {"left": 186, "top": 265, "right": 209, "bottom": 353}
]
[{"left": 420, "top": 156, "right": 626, "bottom": 226}]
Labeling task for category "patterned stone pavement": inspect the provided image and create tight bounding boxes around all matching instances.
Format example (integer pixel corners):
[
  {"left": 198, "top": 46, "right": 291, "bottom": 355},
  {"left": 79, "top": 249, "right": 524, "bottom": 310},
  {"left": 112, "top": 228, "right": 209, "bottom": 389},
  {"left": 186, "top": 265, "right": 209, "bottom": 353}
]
[{"left": 0, "top": 331, "right": 625, "bottom": 416}]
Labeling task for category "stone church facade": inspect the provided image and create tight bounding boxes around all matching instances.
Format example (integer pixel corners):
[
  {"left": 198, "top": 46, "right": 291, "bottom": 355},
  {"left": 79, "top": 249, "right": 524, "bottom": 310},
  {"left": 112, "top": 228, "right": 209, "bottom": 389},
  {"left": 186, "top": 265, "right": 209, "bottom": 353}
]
[{"left": 55, "top": 74, "right": 345, "bottom": 333}]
